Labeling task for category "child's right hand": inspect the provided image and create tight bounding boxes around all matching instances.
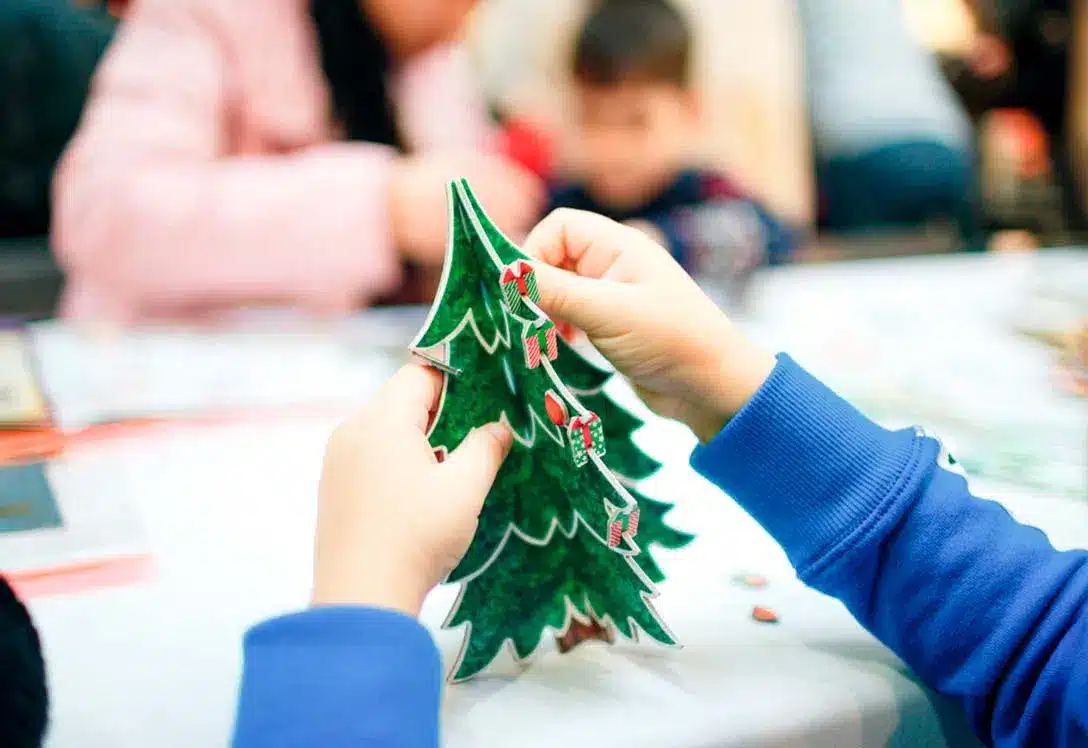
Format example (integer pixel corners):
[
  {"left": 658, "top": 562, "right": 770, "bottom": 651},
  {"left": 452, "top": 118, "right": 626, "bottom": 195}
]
[{"left": 524, "top": 209, "right": 776, "bottom": 441}]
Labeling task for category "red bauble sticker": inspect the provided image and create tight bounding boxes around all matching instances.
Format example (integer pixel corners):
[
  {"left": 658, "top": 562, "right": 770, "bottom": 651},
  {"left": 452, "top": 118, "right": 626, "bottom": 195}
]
[{"left": 544, "top": 390, "right": 569, "bottom": 426}]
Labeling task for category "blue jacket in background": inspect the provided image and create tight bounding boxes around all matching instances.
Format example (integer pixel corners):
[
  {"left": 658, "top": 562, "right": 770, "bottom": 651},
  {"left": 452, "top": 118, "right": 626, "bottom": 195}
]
[
  {"left": 231, "top": 355, "right": 1087, "bottom": 748},
  {"left": 548, "top": 169, "right": 798, "bottom": 271}
]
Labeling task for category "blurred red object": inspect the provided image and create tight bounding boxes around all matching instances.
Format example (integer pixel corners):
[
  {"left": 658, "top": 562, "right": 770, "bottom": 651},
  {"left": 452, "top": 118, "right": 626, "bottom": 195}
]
[
  {"left": 498, "top": 118, "right": 556, "bottom": 179},
  {"left": 991, "top": 109, "right": 1050, "bottom": 179},
  {"left": 0, "top": 428, "right": 66, "bottom": 465}
]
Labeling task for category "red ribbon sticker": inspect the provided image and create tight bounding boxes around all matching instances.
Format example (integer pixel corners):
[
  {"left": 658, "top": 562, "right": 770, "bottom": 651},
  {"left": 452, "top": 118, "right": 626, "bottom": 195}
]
[{"left": 500, "top": 261, "right": 533, "bottom": 295}]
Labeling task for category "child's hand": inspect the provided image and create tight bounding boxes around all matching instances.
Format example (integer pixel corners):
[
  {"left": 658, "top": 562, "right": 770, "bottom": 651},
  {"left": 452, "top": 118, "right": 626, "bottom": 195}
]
[
  {"left": 524, "top": 209, "right": 776, "bottom": 441},
  {"left": 312, "top": 364, "right": 513, "bottom": 616}
]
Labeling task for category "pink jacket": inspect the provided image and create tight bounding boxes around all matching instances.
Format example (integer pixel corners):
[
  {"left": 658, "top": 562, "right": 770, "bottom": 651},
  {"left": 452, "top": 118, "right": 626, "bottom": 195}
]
[{"left": 53, "top": 0, "right": 491, "bottom": 323}]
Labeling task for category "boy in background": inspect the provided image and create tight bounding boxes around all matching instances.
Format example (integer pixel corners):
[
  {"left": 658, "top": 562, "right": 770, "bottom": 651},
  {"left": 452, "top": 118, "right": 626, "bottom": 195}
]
[{"left": 548, "top": 0, "right": 796, "bottom": 282}]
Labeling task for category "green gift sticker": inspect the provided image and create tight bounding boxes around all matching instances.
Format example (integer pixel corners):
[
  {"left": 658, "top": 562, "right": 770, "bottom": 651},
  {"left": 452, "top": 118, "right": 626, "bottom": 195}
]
[{"left": 0, "top": 463, "right": 63, "bottom": 534}]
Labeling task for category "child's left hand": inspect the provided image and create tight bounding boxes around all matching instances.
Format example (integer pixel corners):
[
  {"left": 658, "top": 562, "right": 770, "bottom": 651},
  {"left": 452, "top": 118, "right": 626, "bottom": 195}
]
[{"left": 312, "top": 364, "right": 513, "bottom": 616}]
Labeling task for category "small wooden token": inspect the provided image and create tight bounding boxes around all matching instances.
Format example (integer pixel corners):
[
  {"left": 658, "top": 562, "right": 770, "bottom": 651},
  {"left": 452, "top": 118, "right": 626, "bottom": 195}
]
[
  {"left": 734, "top": 573, "right": 768, "bottom": 589},
  {"left": 752, "top": 606, "right": 779, "bottom": 624}
]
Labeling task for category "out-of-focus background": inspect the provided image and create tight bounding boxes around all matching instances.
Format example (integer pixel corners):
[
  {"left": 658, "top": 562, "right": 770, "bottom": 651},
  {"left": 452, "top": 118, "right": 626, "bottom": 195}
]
[
  {"left": 0, "top": 0, "right": 1086, "bottom": 319},
  {"left": 0, "top": 2, "right": 1085, "bottom": 747}
]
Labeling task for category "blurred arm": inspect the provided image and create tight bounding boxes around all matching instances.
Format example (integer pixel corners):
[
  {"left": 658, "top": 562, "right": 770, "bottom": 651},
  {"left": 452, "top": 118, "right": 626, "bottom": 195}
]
[
  {"left": 52, "top": 0, "right": 402, "bottom": 319},
  {"left": 392, "top": 41, "right": 494, "bottom": 151}
]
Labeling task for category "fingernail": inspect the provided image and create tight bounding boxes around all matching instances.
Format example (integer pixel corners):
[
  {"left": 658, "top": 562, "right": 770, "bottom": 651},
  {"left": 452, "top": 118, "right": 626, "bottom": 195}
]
[{"left": 484, "top": 422, "right": 513, "bottom": 450}]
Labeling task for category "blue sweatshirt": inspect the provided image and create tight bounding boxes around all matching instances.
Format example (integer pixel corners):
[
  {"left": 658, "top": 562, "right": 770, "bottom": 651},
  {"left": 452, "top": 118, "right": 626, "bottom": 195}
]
[{"left": 231, "top": 355, "right": 1088, "bottom": 748}]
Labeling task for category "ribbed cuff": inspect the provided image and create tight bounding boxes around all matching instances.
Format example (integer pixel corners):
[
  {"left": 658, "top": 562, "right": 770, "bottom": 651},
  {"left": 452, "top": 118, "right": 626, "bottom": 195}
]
[{"left": 690, "top": 354, "right": 920, "bottom": 574}]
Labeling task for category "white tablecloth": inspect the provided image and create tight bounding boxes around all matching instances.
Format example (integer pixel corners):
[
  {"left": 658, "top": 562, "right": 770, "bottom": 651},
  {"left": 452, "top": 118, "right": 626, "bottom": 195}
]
[{"left": 24, "top": 251, "right": 1087, "bottom": 748}]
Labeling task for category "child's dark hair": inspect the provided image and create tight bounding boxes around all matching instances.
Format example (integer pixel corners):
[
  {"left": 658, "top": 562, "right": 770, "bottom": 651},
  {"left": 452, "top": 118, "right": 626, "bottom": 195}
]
[{"left": 573, "top": 0, "right": 691, "bottom": 87}]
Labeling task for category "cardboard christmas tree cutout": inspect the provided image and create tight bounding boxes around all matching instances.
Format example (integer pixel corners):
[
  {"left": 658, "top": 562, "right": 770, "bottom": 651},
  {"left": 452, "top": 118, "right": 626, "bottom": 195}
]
[{"left": 411, "top": 179, "right": 692, "bottom": 682}]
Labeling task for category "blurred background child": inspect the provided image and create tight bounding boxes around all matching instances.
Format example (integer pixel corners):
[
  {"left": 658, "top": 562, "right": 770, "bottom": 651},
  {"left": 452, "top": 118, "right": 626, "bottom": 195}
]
[{"left": 546, "top": 0, "right": 797, "bottom": 284}]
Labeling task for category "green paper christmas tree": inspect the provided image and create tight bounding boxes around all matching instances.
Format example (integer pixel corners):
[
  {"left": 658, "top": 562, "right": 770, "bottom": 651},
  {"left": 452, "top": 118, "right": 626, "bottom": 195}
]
[{"left": 411, "top": 179, "right": 693, "bottom": 682}]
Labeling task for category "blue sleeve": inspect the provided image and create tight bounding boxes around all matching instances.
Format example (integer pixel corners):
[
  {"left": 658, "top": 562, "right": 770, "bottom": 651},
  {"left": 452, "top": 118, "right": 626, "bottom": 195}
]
[
  {"left": 691, "top": 355, "right": 1088, "bottom": 748},
  {"left": 231, "top": 607, "right": 442, "bottom": 748}
]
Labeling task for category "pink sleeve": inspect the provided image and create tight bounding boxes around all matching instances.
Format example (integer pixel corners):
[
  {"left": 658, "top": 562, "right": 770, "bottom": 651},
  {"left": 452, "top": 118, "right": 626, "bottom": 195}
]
[
  {"left": 391, "top": 42, "right": 496, "bottom": 152},
  {"left": 53, "top": 0, "right": 401, "bottom": 319}
]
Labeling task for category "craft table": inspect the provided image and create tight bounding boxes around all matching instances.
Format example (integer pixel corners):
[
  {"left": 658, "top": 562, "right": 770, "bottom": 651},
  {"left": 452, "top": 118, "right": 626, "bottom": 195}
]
[{"left": 21, "top": 250, "right": 1087, "bottom": 748}]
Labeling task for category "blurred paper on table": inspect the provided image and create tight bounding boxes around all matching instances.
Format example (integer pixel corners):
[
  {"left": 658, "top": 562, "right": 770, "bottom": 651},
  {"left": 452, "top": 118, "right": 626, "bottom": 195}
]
[
  {"left": 0, "top": 330, "right": 50, "bottom": 428},
  {"left": 1006, "top": 251, "right": 1088, "bottom": 344},
  {"left": 0, "top": 451, "right": 148, "bottom": 594},
  {"left": 743, "top": 251, "right": 1087, "bottom": 501},
  {"left": 30, "top": 322, "right": 399, "bottom": 429},
  {"left": 338, "top": 305, "right": 431, "bottom": 352}
]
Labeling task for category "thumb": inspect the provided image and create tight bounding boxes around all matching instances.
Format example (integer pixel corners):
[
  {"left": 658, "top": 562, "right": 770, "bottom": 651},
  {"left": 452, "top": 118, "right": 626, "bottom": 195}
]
[
  {"left": 442, "top": 423, "right": 514, "bottom": 507},
  {"left": 532, "top": 262, "right": 622, "bottom": 337}
]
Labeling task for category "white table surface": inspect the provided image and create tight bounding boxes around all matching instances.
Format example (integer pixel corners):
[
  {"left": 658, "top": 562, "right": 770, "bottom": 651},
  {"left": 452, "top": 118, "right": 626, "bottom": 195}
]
[{"left": 23, "top": 251, "right": 1088, "bottom": 748}]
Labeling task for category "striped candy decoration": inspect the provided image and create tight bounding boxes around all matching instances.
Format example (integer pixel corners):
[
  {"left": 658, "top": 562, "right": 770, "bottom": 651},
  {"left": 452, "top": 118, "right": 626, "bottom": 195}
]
[
  {"left": 607, "top": 522, "right": 623, "bottom": 547},
  {"left": 607, "top": 507, "right": 640, "bottom": 548}
]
